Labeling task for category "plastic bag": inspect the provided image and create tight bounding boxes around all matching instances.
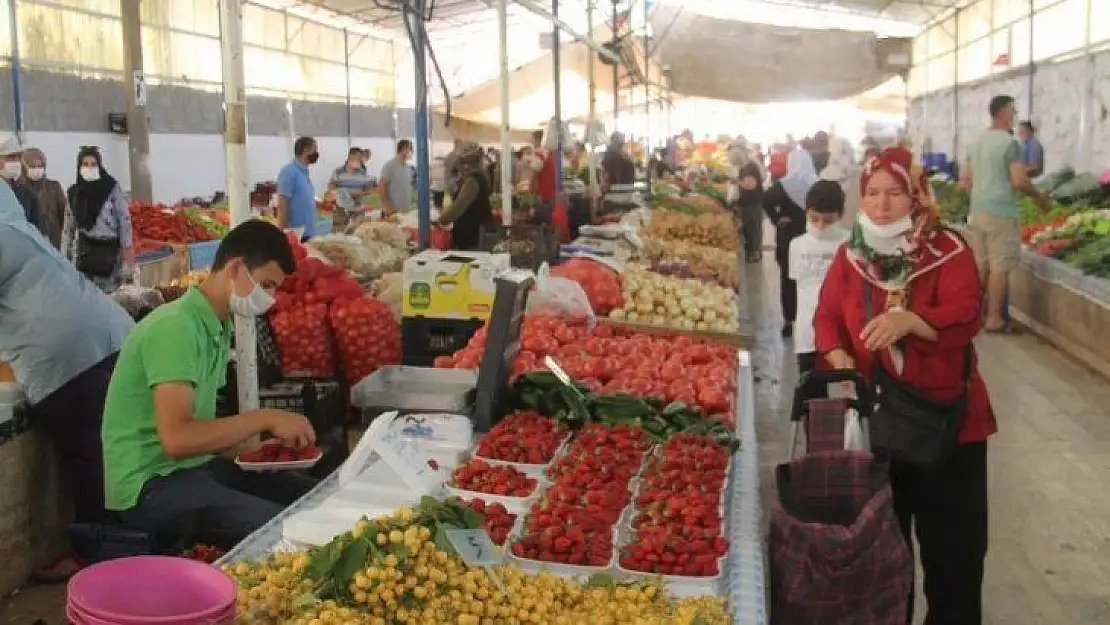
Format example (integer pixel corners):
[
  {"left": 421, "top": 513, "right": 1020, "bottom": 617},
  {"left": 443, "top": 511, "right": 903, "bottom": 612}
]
[
  {"left": 844, "top": 409, "right": 870, "bottom": 452},
  {"left": 110, "top": 284, "right": 165, "bottom": 321},
  {"left": 526, "top": 262, "right": 597, "bottom": 328}
]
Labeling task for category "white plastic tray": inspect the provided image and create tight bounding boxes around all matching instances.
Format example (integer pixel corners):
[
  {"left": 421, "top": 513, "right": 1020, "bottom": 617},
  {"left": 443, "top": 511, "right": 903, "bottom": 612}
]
[
  {"left": 235, "top": 451, "right": 322, "bottom": 473},
  {"left": 444, "top": 485, "right": 539, "bottom": 514},
  {"left": 472, "top": 433, "right": 573, "bottom": 478}
]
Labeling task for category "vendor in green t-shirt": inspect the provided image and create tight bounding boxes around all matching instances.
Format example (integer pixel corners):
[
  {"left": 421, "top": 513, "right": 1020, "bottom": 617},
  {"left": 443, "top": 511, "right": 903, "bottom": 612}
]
[{"left": 101, "top": 220, "right": 318, "bottom": 548}]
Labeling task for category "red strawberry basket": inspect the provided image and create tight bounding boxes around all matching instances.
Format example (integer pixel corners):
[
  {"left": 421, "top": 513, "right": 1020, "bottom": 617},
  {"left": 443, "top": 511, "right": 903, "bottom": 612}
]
[{"left": 235, "top": 441, "right": 323, "bottom": 472}]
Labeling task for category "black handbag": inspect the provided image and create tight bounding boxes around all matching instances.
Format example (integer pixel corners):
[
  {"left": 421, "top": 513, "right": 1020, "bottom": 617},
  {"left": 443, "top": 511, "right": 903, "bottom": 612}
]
[
  {"left": 864, "top": 286, "right": 972, "bottom": 472},
  {"left": 76, "top": 232, "right": 121, "bottom": 278}
]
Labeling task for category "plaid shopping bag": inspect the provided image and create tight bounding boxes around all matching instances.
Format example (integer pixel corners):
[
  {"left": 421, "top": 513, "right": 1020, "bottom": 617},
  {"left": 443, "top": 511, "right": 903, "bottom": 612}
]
[
  {"left": 769, "top": 451, "right": 912, "bottom": 625},
  {"left": 805, "top": 398, "right": 850, "bottom": 453}
]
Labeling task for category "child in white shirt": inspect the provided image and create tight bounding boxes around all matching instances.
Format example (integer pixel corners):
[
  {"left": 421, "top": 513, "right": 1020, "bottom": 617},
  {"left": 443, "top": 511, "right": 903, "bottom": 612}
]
[{"left": 789, "top": 180, "right": 850, "bottom": 377}]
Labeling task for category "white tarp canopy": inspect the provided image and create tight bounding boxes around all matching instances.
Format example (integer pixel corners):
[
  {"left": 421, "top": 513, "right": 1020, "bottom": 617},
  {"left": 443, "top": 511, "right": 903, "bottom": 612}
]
[{"left": 648, "top": 5, "right": 913, "bottom": 103}]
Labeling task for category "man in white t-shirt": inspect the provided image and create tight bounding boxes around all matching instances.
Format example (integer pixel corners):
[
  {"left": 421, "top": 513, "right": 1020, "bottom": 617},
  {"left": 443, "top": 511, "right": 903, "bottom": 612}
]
[{"left": 788, "top": 179, "right": 849, "bottom": 376}]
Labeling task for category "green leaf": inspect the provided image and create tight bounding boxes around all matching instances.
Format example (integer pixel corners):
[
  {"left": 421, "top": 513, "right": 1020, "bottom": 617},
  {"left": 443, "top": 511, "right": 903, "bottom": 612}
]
[
  {"left": 332, "top": 536, "right": 371, "bottom": 590},
  {"left": 456, "top": 503, "right": 485, "bottom": 529},
  {"left": 434, "top": 525, "right": 458, "bottom": 557},
  {"left": 306, "top": 541, "right": 343, "bottom": 580},
  {"left": 692, "top": 616, "right": 709, "bottom": 625},
  {"left": 291, "top": 592, "right": 319, "bottom": 611},
  {"left": 585, "top": 573, "right": 616, "bottom": 588}
]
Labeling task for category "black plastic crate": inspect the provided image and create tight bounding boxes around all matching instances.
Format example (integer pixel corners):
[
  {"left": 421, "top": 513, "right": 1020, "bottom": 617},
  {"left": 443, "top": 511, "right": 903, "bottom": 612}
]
[
  {"left": 479, "top": 224, "right": 560, "bottom": 271},
  {"left": 401, "top": 317, "right": 483, "bottom": 367}
]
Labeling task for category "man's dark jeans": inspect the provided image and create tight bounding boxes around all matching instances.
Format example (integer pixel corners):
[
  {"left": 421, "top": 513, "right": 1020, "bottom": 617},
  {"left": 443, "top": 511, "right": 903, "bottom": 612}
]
[{"left": 120, "top": 459, "right": 318, "bottom": 549}]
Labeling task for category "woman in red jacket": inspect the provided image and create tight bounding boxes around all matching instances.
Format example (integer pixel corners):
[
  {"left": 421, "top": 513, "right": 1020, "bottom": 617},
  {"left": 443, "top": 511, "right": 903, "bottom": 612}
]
[{"left": 813, "top": 147, "right": 995, "bottom": 625}]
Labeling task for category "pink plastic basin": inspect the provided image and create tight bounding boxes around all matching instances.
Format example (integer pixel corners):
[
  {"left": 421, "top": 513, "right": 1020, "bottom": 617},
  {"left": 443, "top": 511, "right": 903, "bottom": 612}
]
[
  {"left": 68, "top": 602, "right": 235, "bottom": 625},
  {"left": 67, "top": 556, "right": 236, "bottom": 624}
]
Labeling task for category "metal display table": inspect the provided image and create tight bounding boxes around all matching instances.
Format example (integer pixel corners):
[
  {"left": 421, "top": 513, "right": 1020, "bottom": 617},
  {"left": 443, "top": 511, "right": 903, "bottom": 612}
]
[{"left": 217, "top": 353, "right": 768, "bottom": 623}]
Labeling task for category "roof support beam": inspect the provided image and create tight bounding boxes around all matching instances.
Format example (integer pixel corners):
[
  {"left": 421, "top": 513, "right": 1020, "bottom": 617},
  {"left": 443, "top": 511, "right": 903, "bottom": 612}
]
[{"left": 509, "top": 0, "right": 622, "bottom": 64}]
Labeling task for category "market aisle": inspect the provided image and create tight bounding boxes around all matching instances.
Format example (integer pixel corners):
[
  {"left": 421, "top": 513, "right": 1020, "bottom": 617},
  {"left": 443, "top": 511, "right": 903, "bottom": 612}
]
[{"left": 747, "top": 252, "right": 1110, "bottom": 625}]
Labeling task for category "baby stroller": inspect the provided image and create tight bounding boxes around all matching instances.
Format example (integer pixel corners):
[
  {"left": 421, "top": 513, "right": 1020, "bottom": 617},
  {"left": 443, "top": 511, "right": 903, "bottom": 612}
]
[{"left": 769, "top": 370, "right": 913, "bottom": 625}]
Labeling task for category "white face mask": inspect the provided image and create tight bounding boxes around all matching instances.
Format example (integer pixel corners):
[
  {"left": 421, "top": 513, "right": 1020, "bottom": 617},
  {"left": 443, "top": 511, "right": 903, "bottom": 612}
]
[
  {"left": 2, "top": 161, "right": 22, "bottom": 180},
  {"left": 808, "top": 221, "right": 845, "bottom": 241},
  {"left": 79, "top": 166, "right": 100, "bottom": 182},
  {"left": 26, "top": 167, "right": 45, "bottom": 181},
  {"left": 229, "top": 270, "right": 275, "bottom": 317},
  {"left": 858, "top": 212, "right": 913, "bottom": 255}
]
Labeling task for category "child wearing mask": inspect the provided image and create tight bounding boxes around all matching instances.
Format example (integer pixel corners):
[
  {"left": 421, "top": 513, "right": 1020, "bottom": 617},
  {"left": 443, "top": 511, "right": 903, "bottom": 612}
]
[{"left": 789, "top": 179, "right": 849, "bottom": 376}]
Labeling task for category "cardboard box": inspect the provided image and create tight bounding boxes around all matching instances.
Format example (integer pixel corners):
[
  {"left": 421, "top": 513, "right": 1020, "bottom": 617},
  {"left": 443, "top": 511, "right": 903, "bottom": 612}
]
[{"left": 402, "top": 250, "right": 511, "bottom": 320}]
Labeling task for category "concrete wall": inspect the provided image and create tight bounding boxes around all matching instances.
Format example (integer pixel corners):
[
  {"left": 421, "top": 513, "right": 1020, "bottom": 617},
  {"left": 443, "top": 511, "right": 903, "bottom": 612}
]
[
  {"left": 0, "top": 68, "right": 528, "bottom": 203},
  {"left": 907, "top": 48, "right": 1110, "bottom": 173}
]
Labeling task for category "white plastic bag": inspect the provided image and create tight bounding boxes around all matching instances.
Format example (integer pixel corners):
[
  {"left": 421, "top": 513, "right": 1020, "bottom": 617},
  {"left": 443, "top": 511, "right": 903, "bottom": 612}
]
[
  {"left": 526, "top": 263, "right": 597, "bottom": 328},
  {"left": 843, "top": 409, "right": 870, "bottom": 452}
]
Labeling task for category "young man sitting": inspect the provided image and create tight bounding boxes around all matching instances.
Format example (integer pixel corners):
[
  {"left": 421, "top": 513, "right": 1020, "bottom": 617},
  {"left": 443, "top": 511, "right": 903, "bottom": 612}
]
[{"left": 101, "top": 220, "right": 318, "bottom": 548}]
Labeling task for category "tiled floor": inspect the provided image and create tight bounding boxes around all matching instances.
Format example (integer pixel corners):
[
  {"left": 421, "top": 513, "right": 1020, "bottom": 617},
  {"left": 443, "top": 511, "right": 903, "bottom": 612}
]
[{"left": 4, "top": 249, "right": 1110, "bottom": 625}]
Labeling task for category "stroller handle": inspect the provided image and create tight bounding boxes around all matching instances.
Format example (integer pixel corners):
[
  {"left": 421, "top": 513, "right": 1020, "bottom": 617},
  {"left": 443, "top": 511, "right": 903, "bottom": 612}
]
[{"left": 790, "top": 369, "right": 873, "bottom": 422}]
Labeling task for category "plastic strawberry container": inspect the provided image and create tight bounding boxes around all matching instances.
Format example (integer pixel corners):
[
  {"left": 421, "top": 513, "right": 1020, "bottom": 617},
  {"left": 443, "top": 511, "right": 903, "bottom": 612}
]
[
  {"left": 443, "top": 484, "right": 541, "bottom": 515},
  {"left": 472, "top": 432, "right": 573, "bottom": 478},
  {"left": 505, "top": 519, "right": 619, "bottom": 579},
  {"left": 614, "top": 522, "right": 727, "bottom": 597},
  {"left": 234, "top": 449, "right": 322, "bottom": 473}
]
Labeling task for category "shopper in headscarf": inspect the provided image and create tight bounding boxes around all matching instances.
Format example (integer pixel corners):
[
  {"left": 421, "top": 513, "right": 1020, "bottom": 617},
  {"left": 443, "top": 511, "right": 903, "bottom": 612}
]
[
  {"left": 0, "top": 183, "right": 133, "bottom": 581},
  {"left": 813, "top": 146, "right": 993, "bottom": 625},
  {"left": 19, "top": 147, "right": 68, "bottom": 249},
  {"left": 0, "top": 134, "right": 43, "bottom": 234},
  {"left": 437, "top": 141, "right": 494, "bottom": 251},
  {"left": 736, "top": 162, "right": 765, "bottom": 263},
  {"left": 820, "top": 135, "right": 862, "bottom": 229},
  {"left": 763, "top": 147, "right": 818, "bottom": 337},
  {"left": 64, "top": 146, "right": 133, "bottom": 292}
]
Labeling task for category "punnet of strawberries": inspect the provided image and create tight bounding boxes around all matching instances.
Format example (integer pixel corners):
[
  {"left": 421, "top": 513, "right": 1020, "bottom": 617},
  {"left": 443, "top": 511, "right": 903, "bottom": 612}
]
[
  {"left": 237, "top": 442, "right": 321, "bottom": 463},
  {"left": 544, "top": 423, "right": 652, "bottom": 488},
  {"left": 474, "top": 410, "right": 568, "bottom": 465},
  {"left": 450, "top": 459, "right": 538, "bottom": 498},
  {"left": 510, "top": 514, "right": 615, "bottom": 567},
  {"left": 457, "top": 497, "right": 517, "bottom": 546},
  {"left": 620, "top": 433, "right": 731, "bottom": 577}
]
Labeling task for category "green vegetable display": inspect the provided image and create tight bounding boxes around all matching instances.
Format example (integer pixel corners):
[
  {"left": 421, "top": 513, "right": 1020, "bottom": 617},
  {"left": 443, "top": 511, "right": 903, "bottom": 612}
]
[{"left": 510, "top": 371, "right": 738, "bottom": 449}]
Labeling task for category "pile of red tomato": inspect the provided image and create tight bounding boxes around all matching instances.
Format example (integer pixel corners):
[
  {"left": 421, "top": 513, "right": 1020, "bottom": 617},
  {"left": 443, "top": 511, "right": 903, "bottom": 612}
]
[
  {"left": 268, "top": 239, "right": 400, "bottom": 382},
  {"left": 435, "top": 315, "right": 737, "bottom": 426},
  {"left": 549, "top": 258, "right": 624, "bottom": 315}
]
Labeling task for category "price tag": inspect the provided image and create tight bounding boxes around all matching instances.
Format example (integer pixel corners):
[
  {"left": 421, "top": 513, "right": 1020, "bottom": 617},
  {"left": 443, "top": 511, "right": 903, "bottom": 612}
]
[{"left": 445, "top": 529, "right": 503, "bottom": 567}]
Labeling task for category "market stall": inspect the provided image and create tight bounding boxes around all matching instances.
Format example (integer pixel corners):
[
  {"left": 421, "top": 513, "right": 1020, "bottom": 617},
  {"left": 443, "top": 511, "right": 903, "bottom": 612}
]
[
  {"left": 934, "top": 171, "right": 1110, "bottom": 378},
  {"left": 214, "top": 349, "right": 765, "bottom": 624}
]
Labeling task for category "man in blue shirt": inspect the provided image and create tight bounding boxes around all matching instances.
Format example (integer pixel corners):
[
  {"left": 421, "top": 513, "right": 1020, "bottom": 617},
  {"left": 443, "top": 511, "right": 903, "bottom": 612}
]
[
  {"left": 0, "top": 183, "right": 133, "bottom": 580},
  {"left": 1017, "top": 121, "right": 1044, "bottom": 179},
  {"left": 276, "top": 136, "right": 319, "bottom": 241}
]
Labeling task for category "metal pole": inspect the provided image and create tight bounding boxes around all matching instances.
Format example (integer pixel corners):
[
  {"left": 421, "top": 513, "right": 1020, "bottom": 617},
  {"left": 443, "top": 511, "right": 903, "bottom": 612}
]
[
  {"left": 642, "top": 0, "right": 650, "bottom": 185},
  {"left": 218, "top": 0, "right": 258, "bottom": 412},
  {"left": 410, "top": 1, "right": 432, "bottom": 250},
  {"left": 344, "top": 29, "right": 352, "bottom": 145},
  {"left": 8, "top": 0, "right": 24, "bottom": 139},
  {"left": 611, "top": 1, "right": 619, "bottom": 125},
  {"left": 586, "top": 0, "right": 597, "bottom": 192},
  {"left": 497, "top": 0, "right": 513, "bottom": 225},
  {"left": 121, "top": 0, "right": 152, "bottom": 201},
  {"left": 552, "top": 0, "right": 563, "bottom": 194},
  {"left": 1026, "top": 0, "right": 1034, "bottom": 116}
]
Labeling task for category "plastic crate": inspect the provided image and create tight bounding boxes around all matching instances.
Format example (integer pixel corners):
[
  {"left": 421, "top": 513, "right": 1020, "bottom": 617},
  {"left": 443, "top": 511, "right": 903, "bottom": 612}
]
[
  {"left": 187, "top": 240, "right": 221, "bottom": 270},
  {"left": 479, "top": 224, "right": 560, "bottom": 271},
  {"left": 401, "top": 317, "right": 483, "bottom": 367},
  {"left": 69, "top": 523, "right": 157, "bottom": 563}
]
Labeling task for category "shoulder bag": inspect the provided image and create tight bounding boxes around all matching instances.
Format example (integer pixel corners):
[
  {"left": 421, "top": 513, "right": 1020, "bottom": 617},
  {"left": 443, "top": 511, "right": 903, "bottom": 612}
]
[
  {"left": 864, "top": 285, "right": 972, "bottom": 472},
  {"left": 76, "top": 231, "right": 121, "bottom": 278}
]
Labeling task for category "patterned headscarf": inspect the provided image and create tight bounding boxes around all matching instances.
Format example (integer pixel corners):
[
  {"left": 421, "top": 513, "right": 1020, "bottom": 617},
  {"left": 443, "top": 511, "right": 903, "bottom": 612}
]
[{"left": 848, "top": 147, "right": 940, "bottom": 289}]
